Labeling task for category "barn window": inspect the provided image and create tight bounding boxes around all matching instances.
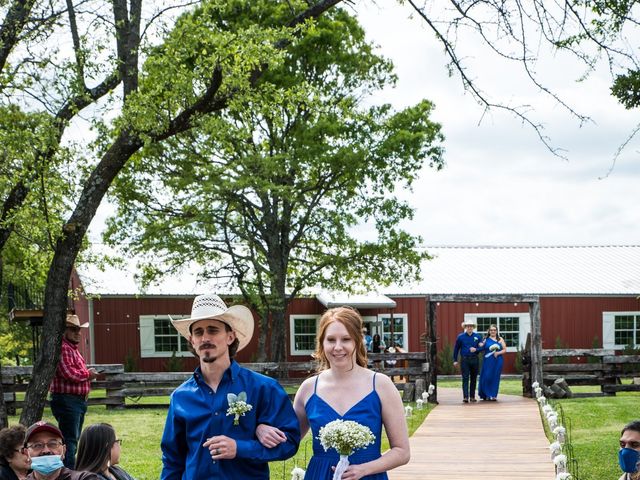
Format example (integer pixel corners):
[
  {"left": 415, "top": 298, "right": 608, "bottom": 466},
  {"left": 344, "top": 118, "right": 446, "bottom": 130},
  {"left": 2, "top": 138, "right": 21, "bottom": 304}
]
[
  {"left": 289, "top": 315, "right": 320, "bottom": 355},
  {"left": 464, "top": 313, "right": 530, "bottom": 352},
  {"left": 603, "top": 312, "right": 640, "bottom": 349},
  {"left": 140, "top": 315, "right": 191, "bottom": 358},
  {"left": 377, "top": 314, "right": 408, "bottom": 350}
]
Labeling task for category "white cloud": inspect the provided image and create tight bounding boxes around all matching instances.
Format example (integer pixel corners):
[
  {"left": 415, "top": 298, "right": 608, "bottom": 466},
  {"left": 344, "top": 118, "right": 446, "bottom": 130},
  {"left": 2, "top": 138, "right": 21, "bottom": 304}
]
[{"left": 355, "top": 2, "right": 640, "bottom": 246}]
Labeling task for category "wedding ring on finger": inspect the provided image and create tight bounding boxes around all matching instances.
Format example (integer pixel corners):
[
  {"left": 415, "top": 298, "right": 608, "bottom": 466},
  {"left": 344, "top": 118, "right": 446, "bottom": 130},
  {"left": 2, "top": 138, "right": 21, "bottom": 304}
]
[{"left": 216, "top": 448, "right": 220, "bottom": 455}]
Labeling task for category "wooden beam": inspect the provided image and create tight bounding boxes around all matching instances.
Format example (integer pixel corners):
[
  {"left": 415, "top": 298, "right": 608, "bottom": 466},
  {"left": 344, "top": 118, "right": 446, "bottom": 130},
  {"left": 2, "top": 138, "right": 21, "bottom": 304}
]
[
  {"left": 542, "top": 348, "right": 615, "bottom": 357},
  {"left": 529, "top": 299, "right": 543, "bottom": 386}
]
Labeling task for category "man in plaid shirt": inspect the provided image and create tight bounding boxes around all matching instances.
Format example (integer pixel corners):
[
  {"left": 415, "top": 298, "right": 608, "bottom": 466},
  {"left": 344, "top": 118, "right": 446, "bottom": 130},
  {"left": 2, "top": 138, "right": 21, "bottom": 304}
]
[{"left": 49, "top": 314, "right": 99, "bottom": 469}]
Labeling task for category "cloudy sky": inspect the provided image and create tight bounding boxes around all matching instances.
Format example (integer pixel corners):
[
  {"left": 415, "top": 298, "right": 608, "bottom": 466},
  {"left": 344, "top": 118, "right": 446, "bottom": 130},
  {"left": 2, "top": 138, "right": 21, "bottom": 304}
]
[{"left": 352, "top": 2, "right": 640, "bottom": 247}]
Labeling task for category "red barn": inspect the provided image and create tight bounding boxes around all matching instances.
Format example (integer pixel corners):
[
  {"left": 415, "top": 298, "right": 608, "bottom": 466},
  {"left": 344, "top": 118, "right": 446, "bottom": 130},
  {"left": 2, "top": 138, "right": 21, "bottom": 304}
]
[{"left": 73, "top": 245, "right": 640, "bottom": 373}]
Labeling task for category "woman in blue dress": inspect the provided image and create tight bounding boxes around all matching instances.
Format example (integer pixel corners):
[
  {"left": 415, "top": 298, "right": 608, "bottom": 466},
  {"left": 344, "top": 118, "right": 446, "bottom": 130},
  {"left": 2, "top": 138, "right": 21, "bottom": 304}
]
[
  {"left": 292, "top": 307, "right": 410, "bottom": 479},
  {"left": 478, "top": 324, "right": 507, "bottom": 401}
]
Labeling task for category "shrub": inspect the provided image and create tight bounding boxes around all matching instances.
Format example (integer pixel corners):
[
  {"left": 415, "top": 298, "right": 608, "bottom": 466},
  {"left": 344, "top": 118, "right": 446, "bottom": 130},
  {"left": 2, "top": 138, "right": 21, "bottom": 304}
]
[
  {"left": 124, "top": 349, "right": 138, "bottom": 372},
  {"left": 164, "top": 351, "right": 183, "bottom": 372},
  {"left": 437, "top": 339, "right": 455, "bottom": 375}
]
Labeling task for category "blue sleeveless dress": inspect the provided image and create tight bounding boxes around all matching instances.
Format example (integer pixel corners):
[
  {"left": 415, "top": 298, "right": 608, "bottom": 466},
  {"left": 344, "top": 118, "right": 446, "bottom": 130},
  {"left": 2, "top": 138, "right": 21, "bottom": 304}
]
[
  {"left": 478, "top": 337, "right": 504, "bottom": 399},
  {"left": 304, "top": 373, "right": 387, "bottom": 479}
]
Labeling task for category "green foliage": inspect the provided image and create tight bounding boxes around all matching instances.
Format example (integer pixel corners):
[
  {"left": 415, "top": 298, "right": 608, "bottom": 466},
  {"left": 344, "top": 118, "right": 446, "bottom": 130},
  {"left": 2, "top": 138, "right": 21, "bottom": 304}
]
[
  {"left": 164, "top": 351, "right": 183, "bottom": 372},
  {"left": 588, "top": 335, "right": 601, "bottom": 364},
  {"left": 0, "top": 320, "right": 32, "bottom": 366},
  {"left": 123, "top": 349, "right": 138, "bottom": 372},
  {"left": 611, "top": 69, "right": 640, "bottom": 109},
  {"left": 553, "top": 336, "right": 569, "bottom": 364},
  {"left": 622, "top": 343, "right": 640, "bottom": 374},
  {"left": 437, "top": 339, "right": 455, "bottom": 375},
  {"left": 514, "top": 344, "right": 523, "bottom": 374},
  {"left": 105, "top": 4, "right": 443, "bottom": 361}
]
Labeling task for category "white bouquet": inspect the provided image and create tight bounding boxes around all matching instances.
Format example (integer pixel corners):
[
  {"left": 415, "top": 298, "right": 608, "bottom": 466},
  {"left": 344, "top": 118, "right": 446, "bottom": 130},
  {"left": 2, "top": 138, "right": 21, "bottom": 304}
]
[
  {"left": 485, "top": 343, "right": 501, "bottom": 358},
  {"left": 291, "top": 467, "right": 306, "bottom": 480},
  {"left": 226, "top": 391, "right": 252, "bottom": 426},
  {"left": 318, "top": 419, "right": 375, "bottom": 480}
]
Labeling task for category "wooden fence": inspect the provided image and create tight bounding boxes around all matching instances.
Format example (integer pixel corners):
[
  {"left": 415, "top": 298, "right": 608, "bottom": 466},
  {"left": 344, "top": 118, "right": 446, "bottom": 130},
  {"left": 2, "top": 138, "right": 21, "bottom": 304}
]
[
  {"left": 2, "top": 352, "right": 429, "bottom": 411},
  {"left": 522, "top": 345, "right": 640, "bottom": 398}
]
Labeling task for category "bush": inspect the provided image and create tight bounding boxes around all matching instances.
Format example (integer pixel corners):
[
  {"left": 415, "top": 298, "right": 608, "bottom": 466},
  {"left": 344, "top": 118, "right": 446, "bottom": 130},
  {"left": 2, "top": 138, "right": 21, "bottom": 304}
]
[
  {"left": 587, "top": 335, "right": 601, "bottom": 364},
  {"left": 124, "top": 349, "right": 138, "bottom": 372},
  {"left": 437, "top": 339, "right": 455, "bottom": 375},
  {"left": 554, "top": 336, "right": 569, "bottom": 364},
  {"left": 164, "top": 351, "right": 183, "bottom": 372}
]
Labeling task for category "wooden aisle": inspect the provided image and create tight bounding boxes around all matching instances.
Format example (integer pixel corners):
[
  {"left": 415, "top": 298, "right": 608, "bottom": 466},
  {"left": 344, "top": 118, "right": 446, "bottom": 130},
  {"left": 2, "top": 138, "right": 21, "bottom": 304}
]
[{"left": 389, "top": 387, "right": 556, "bottom": 479}]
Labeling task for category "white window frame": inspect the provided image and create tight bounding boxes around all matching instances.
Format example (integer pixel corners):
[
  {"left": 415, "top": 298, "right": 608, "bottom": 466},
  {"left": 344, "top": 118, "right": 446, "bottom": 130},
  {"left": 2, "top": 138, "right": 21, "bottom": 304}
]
[
  {"left": 603, "top": 311, "right": 640, "bottom": 349},
  {"left": 377, "top": 313, "right": 408, "bottom": 350},
  {"left": 139, "top": 315, "right": 192, "bottom": 358},
  {"left": 289, "top": 314, "right": 320, "bottom": 355},
  {"left": 463, "top": 312, "right": 530, "bottom": 353}
]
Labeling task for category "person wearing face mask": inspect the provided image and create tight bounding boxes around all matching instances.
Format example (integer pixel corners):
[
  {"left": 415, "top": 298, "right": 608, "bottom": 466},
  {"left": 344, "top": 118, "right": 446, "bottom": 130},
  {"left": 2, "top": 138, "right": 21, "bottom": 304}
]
[
  {"left": 0, "top": 424, "right": 31, "bottom": 480},
  {"left": 619, "top": 420, "right": 640, "bottom": 480},
  {"left": 23, "top": 421, "right": 97, "bottom": 480}
]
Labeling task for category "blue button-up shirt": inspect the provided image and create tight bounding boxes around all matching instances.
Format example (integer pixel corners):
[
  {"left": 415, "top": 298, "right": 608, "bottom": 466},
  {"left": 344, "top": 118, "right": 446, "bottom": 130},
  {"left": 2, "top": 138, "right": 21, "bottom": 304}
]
[
  {"left": 160, "top": 361, "right": 300, "bottom": 479},
  {"left": 453, "top": 331, "right": 483, "bottom": 361}
]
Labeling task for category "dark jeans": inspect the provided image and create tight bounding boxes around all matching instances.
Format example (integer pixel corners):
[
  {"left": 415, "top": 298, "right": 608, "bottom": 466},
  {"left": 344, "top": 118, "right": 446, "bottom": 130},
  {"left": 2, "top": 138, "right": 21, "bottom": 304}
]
[
  {"left": 461, "top": 355, "right": 479, "bottom": 399},
  {"left": 50, "top": 393, "right": 88, "bottom": 469}
]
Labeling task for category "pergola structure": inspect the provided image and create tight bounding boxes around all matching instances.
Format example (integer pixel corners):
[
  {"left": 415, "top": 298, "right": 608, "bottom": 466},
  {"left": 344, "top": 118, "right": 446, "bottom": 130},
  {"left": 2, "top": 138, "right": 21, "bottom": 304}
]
[{"left": 424, "top": 294, "right": 543, "bottom": 403}]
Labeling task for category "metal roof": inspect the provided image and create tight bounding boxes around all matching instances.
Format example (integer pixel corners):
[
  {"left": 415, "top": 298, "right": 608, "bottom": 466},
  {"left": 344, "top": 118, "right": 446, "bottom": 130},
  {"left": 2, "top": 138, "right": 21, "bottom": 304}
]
[
  {"left": 386, "top": 245, "right": 640, "bottom": 296},
  {"left": 316, "top": 292, "right": 397, "bottom": 309},
  {"left": 78, "top": 245, "right": 640, "bottom": 297}
]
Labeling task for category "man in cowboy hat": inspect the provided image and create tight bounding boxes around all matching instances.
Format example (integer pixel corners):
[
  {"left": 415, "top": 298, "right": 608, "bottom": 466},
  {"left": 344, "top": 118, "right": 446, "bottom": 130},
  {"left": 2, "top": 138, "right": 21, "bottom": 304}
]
[
  {"left": 24, "top": 420, "right": 98, "bottom": 479},
  {"left": 160, "top": 293, "right": 300, "bottom": 480},
  {"left": 49, "top": 315, "right": 99, "bottom": 469},
  {"left": 453, "top": 318, "right": 483, "bottom": 403}
]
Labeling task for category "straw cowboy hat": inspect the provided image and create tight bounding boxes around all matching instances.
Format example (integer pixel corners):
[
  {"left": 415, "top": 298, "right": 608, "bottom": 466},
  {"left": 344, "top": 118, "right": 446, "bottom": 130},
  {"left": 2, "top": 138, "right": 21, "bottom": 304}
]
[
  {"left": 170, "top": 293, "right": 254, "bottom": 352},
  {"left": 461, "top": 318, "right": 477, "bottom": 329},
  {"left": 66, "top": 314, "right": 89, "bottom": 328}
]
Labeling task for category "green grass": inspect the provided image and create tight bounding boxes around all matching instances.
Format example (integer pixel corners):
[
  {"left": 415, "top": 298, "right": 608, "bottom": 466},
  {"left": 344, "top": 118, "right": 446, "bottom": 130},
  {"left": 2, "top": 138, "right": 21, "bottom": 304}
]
[{"left": 10, "top": 396, "right": 432, "bottom": 479}]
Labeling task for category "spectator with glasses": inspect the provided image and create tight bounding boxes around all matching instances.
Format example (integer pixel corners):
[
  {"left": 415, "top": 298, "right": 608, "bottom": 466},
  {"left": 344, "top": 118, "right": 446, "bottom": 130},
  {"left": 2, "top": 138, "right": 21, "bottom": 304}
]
[
  {"left": 23, "top": 421, "right": 97, "bottom": 480},
  {"left": 0, "top": 424, "right": 30, "bottom": 480},
  {"left": 50, "top": 315, "right": 100, "bottom": 469},
  {"left": 76, "top": 424, "right": 135, "bottom": 480}
]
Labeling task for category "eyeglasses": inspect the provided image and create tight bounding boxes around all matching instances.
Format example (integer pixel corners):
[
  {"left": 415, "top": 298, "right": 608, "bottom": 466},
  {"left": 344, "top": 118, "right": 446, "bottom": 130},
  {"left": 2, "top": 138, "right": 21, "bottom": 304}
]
[
  {"left": 114, "top": 439, "right": 123, "bottom": 445},
  {"left": 26, "top": 440, "right": 64, "bottom": 452}
]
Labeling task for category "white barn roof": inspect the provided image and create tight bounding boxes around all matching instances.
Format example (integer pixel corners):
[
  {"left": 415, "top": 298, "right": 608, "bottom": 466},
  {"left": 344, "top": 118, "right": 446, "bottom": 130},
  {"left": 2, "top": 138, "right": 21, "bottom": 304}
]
[
  {"left": 79, "top": 245, "right": 640, "bottom": 297},
  {"left": 388, "top": 245, "right": 640, "bottom": 296}
]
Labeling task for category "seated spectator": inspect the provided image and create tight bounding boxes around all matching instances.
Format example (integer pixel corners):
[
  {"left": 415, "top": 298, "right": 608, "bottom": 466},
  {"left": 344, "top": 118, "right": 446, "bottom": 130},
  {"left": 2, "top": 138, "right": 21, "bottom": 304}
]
[
  {"left": 0, "top": 425, "right": 30, "bottom": 480},
  {"left": 23, "top": 421, "right": 98, "bottom": 480},
  {"left": 76, "top": 424, "right": 135, "bottom": 480}
]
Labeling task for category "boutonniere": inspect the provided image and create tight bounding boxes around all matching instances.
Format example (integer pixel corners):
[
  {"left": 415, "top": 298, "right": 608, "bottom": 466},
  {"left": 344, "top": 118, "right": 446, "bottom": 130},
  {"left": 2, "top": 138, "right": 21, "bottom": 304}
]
[{"left": 226, "top": 391, "right": 253, "bottom": 425}]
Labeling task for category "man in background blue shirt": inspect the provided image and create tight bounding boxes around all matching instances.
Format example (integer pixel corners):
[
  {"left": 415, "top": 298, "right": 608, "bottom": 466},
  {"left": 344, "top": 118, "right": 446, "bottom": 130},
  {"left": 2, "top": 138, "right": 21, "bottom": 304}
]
[
  {"left": 453, "top": 319, "right": 483, "bottom": 403},
  {"left": 161, "top": 293, "right": 300, "bottom": 479}
]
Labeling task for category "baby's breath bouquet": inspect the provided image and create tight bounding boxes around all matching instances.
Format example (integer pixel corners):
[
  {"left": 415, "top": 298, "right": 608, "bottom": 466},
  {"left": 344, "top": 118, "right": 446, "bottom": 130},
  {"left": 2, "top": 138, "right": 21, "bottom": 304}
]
[
  {"left": 226, "top": 391, "right": 252, "bottom": 425},
  {"left": 485, "top": 343, "right": 501, "bottom": 358},
  {"left": 318, "top": 419, "right": 375, "bottom": 480}
]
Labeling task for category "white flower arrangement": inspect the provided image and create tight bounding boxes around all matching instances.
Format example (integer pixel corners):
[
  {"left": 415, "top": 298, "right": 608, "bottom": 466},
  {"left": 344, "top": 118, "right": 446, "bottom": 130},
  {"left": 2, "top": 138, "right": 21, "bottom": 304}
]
[
  {"left": 318, "top": 419, "right": 375, "bottom": 480},
  {"left": 549, "top": 441, "right": 562, "bottom": 458},
  {"left": 421, "top": 391, "right": 429, "bottom": 401},
  {"left": 416, "top": 399, "right": 424, "bottom": 409},
  {"left": 291, "top": 467, "right": 306, "bottom": 480},
  {"left": 485, "top": 343, "right": 501, "bottom": 358},
  {"left": 537, "top": 396, "right": 547, "bottom": 405},
  {"left": 428, "top": 384, "right": 435, "bottom": 394},
  {"left": 552, "top": 426, "right": 566, "bottom": 435},
  {"left": 555, "top": 473, "right": 571, "bottom": 480},
  {"left": 534, "top": 386, "right": 543, "bottom": 397},
  {"left": 226, "top": 391, "right": 253, "bottom": 426},
  {"left": 404, "top": 405, "right": 413, "bottom": 417},
  {"left": 542, "top": 405, "right": 554, "bottom": 414},
  {"left": 553, "top": 454, "right": 567, "bottom": 467},
  {"left": 532, "top": 381, "right": 540, "bottom": 388}
]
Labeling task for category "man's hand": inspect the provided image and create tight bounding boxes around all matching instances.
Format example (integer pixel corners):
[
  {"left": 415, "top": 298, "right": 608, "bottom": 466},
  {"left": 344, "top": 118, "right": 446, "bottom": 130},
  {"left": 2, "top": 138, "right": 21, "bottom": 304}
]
[
  {"left": 204, "top": 435, "right": 237, "bottom": 460},
  {"left": 256, "top": 424, "right": 287, "bottom": 448},
  {"left": 470, "top": 347, "right": 477, "bottom": 353},
  {"left": 88, "top": 368, "right": 99, "bottom": 380},
  {"left": 453, "top": 361, "right": 459, "bottom": 368}
]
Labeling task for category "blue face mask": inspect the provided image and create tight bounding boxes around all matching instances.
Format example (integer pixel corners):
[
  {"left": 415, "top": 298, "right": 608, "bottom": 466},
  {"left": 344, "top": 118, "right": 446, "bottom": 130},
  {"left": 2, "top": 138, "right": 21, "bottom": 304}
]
[
  {"left": 619, "top": 448, "right": 640, "bottom": 473},
  {"left": 30, "top": 455, "right": 64, "bottom": 475}
]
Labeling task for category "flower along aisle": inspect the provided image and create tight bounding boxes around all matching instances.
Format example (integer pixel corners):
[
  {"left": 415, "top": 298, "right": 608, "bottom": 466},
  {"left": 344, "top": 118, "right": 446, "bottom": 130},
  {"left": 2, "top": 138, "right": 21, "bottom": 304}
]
[{"left": 532, "top": 381, "right": 574, "bottom": 480}]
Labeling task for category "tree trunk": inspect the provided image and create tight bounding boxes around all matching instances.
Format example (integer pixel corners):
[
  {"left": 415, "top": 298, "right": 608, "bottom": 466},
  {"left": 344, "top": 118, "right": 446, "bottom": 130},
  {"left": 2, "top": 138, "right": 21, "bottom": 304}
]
[
  {"left": 268, "top": 309, "right": 287, "bottom": 362},
  {"left": 0, "top": 364, "right": 7, "bottom": 429},
  {"left": 255, "top": 312, "right": 268, "bottom": 362}
]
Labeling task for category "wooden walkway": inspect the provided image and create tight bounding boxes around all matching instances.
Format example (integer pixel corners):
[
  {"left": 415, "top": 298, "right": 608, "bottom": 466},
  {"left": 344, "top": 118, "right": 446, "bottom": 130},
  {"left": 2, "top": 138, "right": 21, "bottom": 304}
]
[{"left": 389, "top": 387, "right": 556, "bottom": 479}]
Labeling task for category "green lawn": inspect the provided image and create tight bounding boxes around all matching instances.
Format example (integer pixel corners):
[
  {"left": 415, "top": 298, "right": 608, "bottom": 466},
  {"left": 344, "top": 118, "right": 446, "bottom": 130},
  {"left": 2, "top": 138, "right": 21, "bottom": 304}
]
[
  {"left": 12, "top": 379, "right": 635, "bottom": 479},
  {"left": 10, "top": 397, "right": 432, "bottom": 479}
]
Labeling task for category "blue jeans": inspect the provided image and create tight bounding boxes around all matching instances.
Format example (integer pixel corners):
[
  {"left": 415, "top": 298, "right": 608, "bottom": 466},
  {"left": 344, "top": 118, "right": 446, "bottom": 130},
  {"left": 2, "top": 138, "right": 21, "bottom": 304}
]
[
  {"left": 50, "top": 393, "right": 88, "bottom": 469},
  {"left": 461, "top": 356, "right": 479, "bottom": 399}
]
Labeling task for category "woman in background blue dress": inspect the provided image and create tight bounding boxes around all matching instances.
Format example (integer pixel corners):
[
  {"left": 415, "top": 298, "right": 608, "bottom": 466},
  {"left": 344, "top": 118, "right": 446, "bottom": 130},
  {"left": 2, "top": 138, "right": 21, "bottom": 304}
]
[
  {"left": 478, "top": 325, "right": 507, "bottom": 401},
  {"left": 293, "top": 307, "right": 410, "bottom": 479}
]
